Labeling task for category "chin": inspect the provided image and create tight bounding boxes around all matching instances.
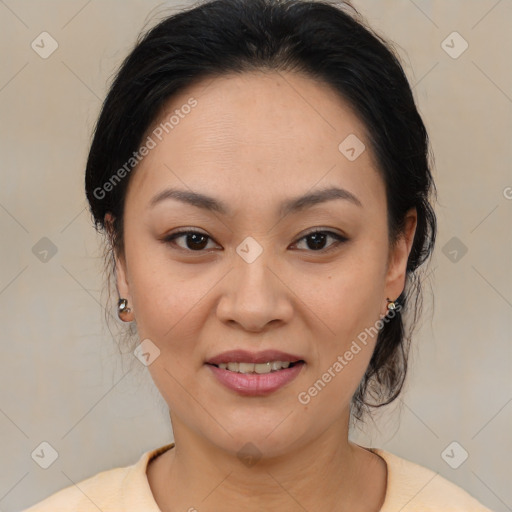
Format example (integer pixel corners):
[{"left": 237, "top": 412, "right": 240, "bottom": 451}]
[{"left": 209, "top": 421, "right": 305, "bottom": 460}]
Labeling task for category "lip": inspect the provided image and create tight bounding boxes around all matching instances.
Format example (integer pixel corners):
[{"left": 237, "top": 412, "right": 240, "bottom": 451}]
[
  {"left": 205, "top": 349, "right": 304, "bottom": 365},
  {"left": 206, "top": 361, "right": 305, "bottom": 396}
]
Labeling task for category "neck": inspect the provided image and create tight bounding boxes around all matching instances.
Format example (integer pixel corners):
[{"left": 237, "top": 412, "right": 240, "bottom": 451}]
[{"left": 147, "top": 416, "right": 387, "bottom": 512}]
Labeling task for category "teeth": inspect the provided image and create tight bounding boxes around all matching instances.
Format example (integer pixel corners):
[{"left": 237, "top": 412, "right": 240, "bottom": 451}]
[
  {"left": 239, "top": 362, "right": 254, "bottom": 374},
  {"left": 255, "top": 363, "right": 271, "bottom": 374},
  {"left": 217, "top": 361, "right": 294, "bottom": 373}
]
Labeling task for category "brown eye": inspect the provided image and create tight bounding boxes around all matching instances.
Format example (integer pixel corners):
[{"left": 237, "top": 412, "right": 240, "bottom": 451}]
[
  {"left": 293, "top": 230, "right": 348, "bottom": 253},
  {"left": 162, "top": 228, "right": 348, "bottom": 254},
  {"left": 163, "top": 230, "right": 217, "bottom": 251}
]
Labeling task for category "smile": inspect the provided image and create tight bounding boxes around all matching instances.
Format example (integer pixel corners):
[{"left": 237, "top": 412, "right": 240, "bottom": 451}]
[
  {"left": 212, "top": 360, "right": 302, "bottom": 374},
  {"left": 206, "top": 361, "right": 305, "bottom": 396}
]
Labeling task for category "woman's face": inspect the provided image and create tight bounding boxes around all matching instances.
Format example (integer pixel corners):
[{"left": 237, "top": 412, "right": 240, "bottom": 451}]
[{"left": 110, "top": 71, "right": 416, "bottom": 457}]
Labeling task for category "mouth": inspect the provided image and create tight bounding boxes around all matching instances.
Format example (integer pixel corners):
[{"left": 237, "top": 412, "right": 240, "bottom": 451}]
[
  {"left": 204, "top": 349, "right": 306, "bottom": 394},
  {"left": 206, "top": 360, "right": 305, "bottom": 396},
  {"left": 205, "top": 360, "right": 305, "bottom": 374}
]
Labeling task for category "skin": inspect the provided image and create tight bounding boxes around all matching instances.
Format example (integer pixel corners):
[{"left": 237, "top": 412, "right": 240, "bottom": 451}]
[{"left": 106, "top": 70, "right": 417, "bottom": 511}]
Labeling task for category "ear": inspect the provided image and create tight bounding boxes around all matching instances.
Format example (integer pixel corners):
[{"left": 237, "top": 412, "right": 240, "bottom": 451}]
[
  {"left": 383, "top": 207, "right": 417, "bottom": 313},
  {"left": 104, "top": 212, "right": 131, "bottom": 302}
]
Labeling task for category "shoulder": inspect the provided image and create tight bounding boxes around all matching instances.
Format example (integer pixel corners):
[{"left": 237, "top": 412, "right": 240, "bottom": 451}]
[
  {"left": 372, "top": 448, "right": 494, "bottom": 512},
  {"left": 20, "top": 466, "right": 129, "bottom": 512},
  {"left": 21, "top": 443, "right": 174, "bottom": 512}
]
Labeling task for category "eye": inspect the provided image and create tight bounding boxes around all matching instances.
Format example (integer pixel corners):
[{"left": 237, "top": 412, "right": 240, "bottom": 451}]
[
  {"left": 162, "top": 229, "right": 219, "bottom": 252},
  {"left": 162, "top": 228, "right": 348, "bottom": 253},
  {"left": 292, "top": 229, "right": 348, "bottom": 253}
]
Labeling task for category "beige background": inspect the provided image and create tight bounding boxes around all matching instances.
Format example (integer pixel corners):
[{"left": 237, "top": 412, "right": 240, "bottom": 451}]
[{"left": 0, "top": 0, "right": 510, "bottom": 510}]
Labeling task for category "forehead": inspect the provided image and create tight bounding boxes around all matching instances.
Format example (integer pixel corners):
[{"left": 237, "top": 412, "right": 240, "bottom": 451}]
[{"left": 126, "top": 70, "right": 384, "bottom": 213}]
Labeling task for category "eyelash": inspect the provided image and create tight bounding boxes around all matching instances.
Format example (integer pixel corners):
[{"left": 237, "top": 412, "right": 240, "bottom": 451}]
[{"left": 162, "top": 228, "right": 348, "bottom": 254}]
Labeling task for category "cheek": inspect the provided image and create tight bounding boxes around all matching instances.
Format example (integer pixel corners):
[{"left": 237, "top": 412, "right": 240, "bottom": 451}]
[
  {"left": 296, "top": 246, "right": 386, "bottom": 343},
  {"left": 126, "top": 246, "right": 212, "bottom": 362},
  {"left": 133, "top": 276, "right": 208, "bottom": 349},
  {"left": 292, "top": 260, "right": 386, "bottom": 412}
]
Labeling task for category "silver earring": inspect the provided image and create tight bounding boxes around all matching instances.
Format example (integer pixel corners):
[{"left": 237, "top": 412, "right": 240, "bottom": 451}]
[
  {"left": 117, "top": 298, "right": 133, "bottom": 322},
  {"left": 386, "top": 297, "right": 398, "bottom": 310}
]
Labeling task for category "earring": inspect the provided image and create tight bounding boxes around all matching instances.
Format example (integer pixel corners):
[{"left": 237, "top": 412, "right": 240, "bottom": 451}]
[
  {"left": 117, "top": 298, "right": 134, "bottom": 322},
  {"left": 386, "top": 297, "right": 398, "bottom": 311}
]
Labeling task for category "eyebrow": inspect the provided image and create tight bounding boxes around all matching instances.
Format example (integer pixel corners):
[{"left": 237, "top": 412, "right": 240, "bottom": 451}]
[{"left": 148, "top": 185, "right": 363, "bottom": 216}]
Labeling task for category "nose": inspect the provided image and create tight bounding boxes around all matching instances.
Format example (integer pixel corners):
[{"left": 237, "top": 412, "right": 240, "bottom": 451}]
[{"left": 216, "top": 249, "right": 293, "bottom": 333}]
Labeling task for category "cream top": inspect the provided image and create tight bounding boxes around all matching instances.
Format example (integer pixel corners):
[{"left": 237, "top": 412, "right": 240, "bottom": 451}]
[{"left": 22, "top": 442, "right": 494, "bottom": 511}]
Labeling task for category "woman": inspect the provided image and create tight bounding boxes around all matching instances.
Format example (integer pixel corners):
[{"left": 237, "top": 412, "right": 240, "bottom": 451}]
[{"left": 24, "top": 0, "right": 493, "bottom": 510}]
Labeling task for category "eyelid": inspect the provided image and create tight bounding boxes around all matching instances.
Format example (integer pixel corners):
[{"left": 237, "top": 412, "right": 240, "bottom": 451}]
[
  {"left": 162, "top": 227, "right": 348, "bottom": 253},
  {"left": 290, "top": 227, "right": 348, "bottom": 253},
  {"left": 295, "top": 226, "right": 348, "bottom": 241},
  {"left": 162, "top": 227, "right": 220, "bottom": 250}
]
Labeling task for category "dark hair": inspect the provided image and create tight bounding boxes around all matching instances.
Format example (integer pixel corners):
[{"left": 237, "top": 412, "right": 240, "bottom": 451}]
[{"left": 85, "top": 0, "right": 436, "bottom": 424}]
